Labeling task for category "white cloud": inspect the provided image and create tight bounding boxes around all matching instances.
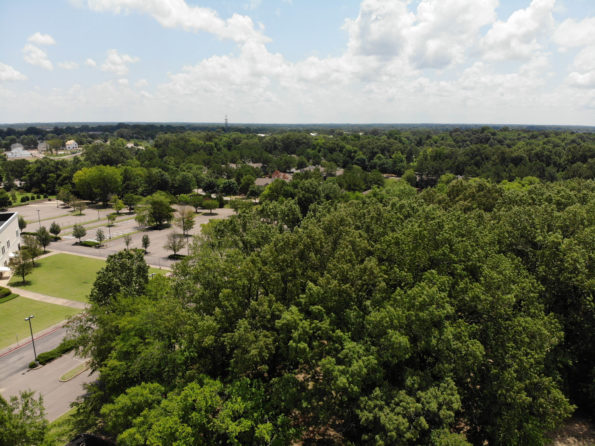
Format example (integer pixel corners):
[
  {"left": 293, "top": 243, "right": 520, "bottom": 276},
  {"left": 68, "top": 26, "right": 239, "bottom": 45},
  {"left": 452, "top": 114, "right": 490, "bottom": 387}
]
[
  {"left": 553, "top": 17, "right": 595, "bottom": 49},
  {"left": 85, "top": 0, "right": 269, "bottom": 44},
  {"left": 4, "top": 0, "right": 595, "bottom": 125},
  {"left": 58, "top": 61, "right": 79, "bottom": 70},
  {"left": 553, "top": 17, "right": 595, "bottom": 89},
  {"left": 27, "top": 32, "right": 56, "bottom": 46},
  {"left": 481, "top": 0, "right": 556, "bottom": 61},
  {"left": 344, "top": 0, "right": 498, "bottom": 69},
  {"left": 101, "top": 49, "right": 139, "bottom": 75},
  {"left": 22, "top": 44, "right": 53, "bottom": 70},
  {"left": 85, "top": 58, "right": 97, "bottom": 67},
  {"left": 566, "top": 46, "right": 595, "bottom": 89},
  {"left": 245, "top": 0, "right": 261, "bottom": 10},
  {"left": 0, "top": 62, "right": 27, "bottom": 81}
]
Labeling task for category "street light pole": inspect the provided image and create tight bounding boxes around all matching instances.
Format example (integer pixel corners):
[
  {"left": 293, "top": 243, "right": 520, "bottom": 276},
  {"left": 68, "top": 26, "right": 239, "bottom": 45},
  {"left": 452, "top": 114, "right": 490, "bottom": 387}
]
[
  {"left": 36, "top": 209, "right": 41, "bottom": 228},
  {"left": 25, "top": 315, "right": 37, "bottom": 362}
]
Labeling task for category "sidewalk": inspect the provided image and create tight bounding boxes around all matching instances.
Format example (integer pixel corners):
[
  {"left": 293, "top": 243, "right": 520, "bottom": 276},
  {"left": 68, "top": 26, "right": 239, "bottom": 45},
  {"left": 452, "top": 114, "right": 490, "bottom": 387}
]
[{"left": 5, "top": 287, "right": 87, "bottom": 310}]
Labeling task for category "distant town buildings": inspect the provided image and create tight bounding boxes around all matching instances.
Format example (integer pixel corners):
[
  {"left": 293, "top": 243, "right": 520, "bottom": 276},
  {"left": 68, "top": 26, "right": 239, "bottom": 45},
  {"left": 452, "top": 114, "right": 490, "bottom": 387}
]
[
  {"left": 37, "top": 141, "right": 49, "bottom": 152},
  {"left": 6, "top": 143, "right": 31, "bottom": 159}
]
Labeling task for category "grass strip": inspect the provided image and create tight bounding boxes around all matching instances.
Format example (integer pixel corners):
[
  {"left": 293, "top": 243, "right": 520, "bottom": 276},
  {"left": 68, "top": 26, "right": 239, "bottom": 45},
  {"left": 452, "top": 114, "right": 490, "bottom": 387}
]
[{"left": 59, "top": 361, "right": 90, "bottom": 382}]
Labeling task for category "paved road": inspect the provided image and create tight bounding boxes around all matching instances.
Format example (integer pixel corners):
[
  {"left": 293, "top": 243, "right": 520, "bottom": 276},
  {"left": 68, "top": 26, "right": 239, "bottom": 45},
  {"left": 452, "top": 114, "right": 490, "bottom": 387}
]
[
  {"left": 0, "top": 326, "right": 69, "bottom": 383},
  {"left": 0, "top": 350, "right": 94, "bottom": 421}
]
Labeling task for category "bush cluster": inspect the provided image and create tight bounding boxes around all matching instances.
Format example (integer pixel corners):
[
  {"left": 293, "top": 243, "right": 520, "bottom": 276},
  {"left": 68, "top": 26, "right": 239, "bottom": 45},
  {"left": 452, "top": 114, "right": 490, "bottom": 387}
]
[
  {"left": 0, "top": 286, "right": 12, "bottom": 299},
  {"left": 35, "top": 338, "right": 76, "bottom": 365},
  {"left": 80, "top": 240, "right": 100, "bottom": 247}
]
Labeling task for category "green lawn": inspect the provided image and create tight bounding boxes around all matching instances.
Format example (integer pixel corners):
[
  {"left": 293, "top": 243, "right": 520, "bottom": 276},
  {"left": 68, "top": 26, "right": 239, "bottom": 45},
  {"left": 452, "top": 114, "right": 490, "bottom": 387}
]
[
  {"left": 9, "top": 253, "right": 168, "bottom": 302},
  {"left": 43, "top": 408, "right": 77, "bottom": 445},
  {"left": 0, "top": 297, "right": 79, "bottom": 349},
  {"left": 9, "top": 254, "right": 106, "bottom": 302}
]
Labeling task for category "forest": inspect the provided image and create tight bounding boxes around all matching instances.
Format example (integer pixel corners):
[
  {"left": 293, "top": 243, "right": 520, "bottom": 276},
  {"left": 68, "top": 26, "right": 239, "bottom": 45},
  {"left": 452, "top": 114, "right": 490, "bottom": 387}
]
[{"left": 0, "top": 125, "right": 594, "bottom": 445}]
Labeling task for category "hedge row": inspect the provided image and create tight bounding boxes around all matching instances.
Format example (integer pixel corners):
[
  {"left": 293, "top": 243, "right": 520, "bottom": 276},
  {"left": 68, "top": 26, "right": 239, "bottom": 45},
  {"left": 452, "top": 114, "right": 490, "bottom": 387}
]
[
  {"left": 34, "top": 338, "right": 77, "bottom": 366},
  {"left": 0, "top": 286, "right": 12, "bottom": 299},
  {"left": 80, "top": 240, "right": 100, "bottom": 247}
]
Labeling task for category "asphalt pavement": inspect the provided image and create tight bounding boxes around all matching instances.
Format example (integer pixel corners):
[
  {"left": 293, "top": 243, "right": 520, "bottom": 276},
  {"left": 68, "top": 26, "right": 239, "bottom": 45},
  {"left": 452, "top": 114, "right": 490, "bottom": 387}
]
[
  {"left": 0, "top": 325, "right": 69, "bottom": 383},
  {"left": 0, "top": 350, "right": 94, "bottom": 421}
]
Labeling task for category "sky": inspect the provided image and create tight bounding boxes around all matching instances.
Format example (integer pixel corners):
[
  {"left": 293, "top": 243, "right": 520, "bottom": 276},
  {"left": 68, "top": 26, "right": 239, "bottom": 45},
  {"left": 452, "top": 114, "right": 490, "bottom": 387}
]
[{"left": 0, "top": 0, "right": 594, "bottom": 125}]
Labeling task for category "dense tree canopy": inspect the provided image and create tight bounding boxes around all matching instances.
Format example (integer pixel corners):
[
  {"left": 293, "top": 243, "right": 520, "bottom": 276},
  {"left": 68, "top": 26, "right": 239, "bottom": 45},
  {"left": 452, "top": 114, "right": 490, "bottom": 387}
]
[{"left": 70, "top": 175, "right": 594, "bottom": 445}]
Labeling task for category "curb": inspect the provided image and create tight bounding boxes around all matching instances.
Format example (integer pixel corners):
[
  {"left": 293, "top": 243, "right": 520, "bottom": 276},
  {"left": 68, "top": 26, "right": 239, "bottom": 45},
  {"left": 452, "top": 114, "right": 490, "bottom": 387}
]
[{"left": 0, "top": 323, "right": 65, "bottom": 359}]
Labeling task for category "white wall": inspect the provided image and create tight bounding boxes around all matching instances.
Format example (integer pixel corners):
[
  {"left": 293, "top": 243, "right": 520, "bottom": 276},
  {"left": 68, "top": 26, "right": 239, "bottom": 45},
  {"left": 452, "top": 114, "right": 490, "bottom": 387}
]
[{"left": 0, "top": 213, "right": 21, "bottom": 266}]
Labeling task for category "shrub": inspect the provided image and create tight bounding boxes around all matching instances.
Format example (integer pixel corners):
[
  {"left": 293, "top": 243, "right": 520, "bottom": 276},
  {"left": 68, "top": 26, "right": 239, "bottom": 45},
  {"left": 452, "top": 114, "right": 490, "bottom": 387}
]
[
  {"left": 0, "top": 286, "right": 12, "bottom": 298},
  {"left": 43, "top": 194, "right": 49, "bottom": 198},
  {"left": 20, "top": 196, "right": 29, "bottom": 203},
  {"left": 28, "top": 361, "right": 38, "bottom": 369},
  {"left": 0, "top": 293, "right": 17, "bottom": 304},
  {"left": 80, "top": 240, "right": 100, "bottom": 247},
  {"left": 36, "top": 339, "right": 76, "bottom": 365}
]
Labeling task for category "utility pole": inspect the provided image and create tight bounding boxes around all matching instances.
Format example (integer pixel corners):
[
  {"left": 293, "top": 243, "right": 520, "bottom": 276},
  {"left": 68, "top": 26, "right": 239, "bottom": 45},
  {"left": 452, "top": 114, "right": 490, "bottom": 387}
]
[{"left": 25, "top": 315, "right": 37, "bottom": 362}]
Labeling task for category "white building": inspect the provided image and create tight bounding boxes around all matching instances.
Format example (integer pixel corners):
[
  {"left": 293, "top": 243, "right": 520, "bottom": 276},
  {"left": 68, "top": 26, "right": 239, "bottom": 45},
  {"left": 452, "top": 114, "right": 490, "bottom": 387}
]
[
  {"left": 37, "top": 141, "right": 49, "bottom": 152},
  {"left": 0, "top": 213, "right": 21, "bottom": 269},
  {"left": 65, "top": 140, "right": 78, "bottom": 150}
]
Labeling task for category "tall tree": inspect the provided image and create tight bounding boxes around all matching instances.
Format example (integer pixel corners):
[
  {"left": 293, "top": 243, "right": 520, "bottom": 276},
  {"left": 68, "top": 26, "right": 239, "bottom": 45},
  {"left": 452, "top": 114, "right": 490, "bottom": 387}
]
[
  {"left": 22, "top": 235, "right": 42, "bottom": 266},
  {"left": 0, "top": 392, "right": 47, "bottom": 445},
  {"left": 9, "top": 252, "right": 33, "bottom": 284}
]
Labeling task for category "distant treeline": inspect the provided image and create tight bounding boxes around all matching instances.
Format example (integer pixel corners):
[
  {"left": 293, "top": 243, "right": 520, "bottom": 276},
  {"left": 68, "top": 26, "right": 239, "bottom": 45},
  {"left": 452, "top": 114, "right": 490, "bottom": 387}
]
[{"left": 1, "top": 127, "right": 593, "bottom": 203}]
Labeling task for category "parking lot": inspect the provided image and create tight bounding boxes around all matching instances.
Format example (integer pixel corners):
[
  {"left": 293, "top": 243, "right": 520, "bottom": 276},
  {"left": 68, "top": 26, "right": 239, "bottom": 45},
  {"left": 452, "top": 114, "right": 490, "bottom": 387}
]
[{"left": 11, "top": 200, "right": 235, "bottom": 268}]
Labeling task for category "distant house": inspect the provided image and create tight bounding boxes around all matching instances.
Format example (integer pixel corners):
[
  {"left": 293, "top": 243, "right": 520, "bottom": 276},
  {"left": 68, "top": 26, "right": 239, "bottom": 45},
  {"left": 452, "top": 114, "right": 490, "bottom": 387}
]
[
  {"left": 65, "top": 140, "right": 78, "bottom": 150},
  {"left": 7, "top": 144, "right": 31, "bottom": 159},
  {"left": 271, "top": 170, "right": 292, "bottom": 181},
  {"left": 254, "top": 170, "right": 292, "bottom": 187},
  {"left": 37, "top": 141, "right": 49, "bottom": 152}
]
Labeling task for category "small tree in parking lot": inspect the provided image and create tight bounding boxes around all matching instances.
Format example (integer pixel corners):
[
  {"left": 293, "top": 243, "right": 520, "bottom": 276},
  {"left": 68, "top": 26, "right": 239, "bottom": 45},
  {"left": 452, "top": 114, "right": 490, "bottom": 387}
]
[
  {"left": 142, "top": 234, "right": 150, "bottom": 254},
  {"left": 49, "top": 222, "right": 61, "bottom": 238},
  {"left": 164, "top": 233, "right": 184, "bottom": 257},
  {"left": 96, "top": 229, "right": 106, "bottom": 247},
  {"left": 73, "top": 224, "right": 86, "bottom": 244}
]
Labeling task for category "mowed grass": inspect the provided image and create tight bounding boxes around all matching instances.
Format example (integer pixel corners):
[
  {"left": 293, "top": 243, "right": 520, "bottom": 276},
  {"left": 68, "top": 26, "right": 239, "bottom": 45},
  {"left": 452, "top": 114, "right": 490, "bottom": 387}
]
[
  {"left": 9, "top": 253, "right": 169, "bottom": 303},
  {"left": 9, "top": 254, "right": 106, "bottom": 302},
  {"left": 0, "top": 297, "right": 79, "bottom": 349}
]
